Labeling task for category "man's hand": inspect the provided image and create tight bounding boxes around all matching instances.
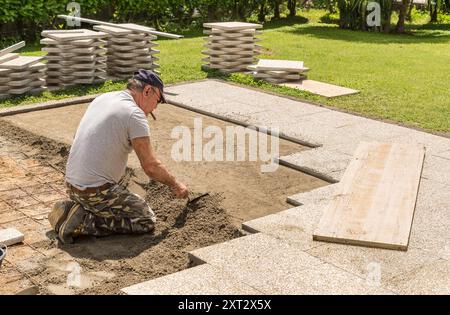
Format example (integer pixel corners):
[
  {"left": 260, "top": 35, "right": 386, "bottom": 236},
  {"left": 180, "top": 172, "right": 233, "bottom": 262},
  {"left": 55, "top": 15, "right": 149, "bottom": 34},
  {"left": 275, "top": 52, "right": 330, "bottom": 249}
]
[
  {"left": 132, "top": 136, "right": 187, "bottom": 198},
  {"left": 172, "top": 181, "right": 188, "bottom": 199}
]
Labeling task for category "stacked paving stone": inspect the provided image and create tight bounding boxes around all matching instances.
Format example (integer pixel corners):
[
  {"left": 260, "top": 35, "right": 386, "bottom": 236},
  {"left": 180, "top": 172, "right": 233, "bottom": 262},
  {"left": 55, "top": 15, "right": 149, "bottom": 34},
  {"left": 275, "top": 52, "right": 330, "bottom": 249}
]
[
  {"left": 40, "top": 29, "right": 107, "bottom": 88},
  {"left": 0, "top": 45, "right": 45, "bottom": 99},
  {"left": 93, "top": 24, "right": 160, "bottom": 78},
  {"left": 248, "top": 59, "right": 310, "bottom": 84},
  {"left": 202, "top": 22, "right": 262, "bottom": 73}
]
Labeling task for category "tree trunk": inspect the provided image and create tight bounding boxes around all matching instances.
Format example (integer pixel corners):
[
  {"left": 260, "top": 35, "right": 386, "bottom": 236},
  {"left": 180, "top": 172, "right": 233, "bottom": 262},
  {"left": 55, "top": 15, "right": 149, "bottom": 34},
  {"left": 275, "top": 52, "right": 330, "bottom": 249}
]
[
  {"left": 406, "top": 0, "right": 414, "bottom": 21},
  {"left": 273, "top": 0, "right": 280, "bottom": 19},
  {"left": 207, "top": 4, "right": 218, "bottom": 22},
  {"left": 258, "top": 0, "right": 266, "bottom": 22},
  {"left": 430, "top": 2, "right": 438, "bottom": 22},
  {"left": 288, "top": 0, "right": 296, "bottom": 17},
  {"left": 396, "top": 0, "right": 409, "bottom": 33}
]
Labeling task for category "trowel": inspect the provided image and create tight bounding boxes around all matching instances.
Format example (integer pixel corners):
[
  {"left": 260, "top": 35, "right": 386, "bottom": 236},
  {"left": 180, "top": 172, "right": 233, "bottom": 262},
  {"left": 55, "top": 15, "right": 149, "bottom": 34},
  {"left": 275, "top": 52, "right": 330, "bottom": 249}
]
[{"left": 186, "top": 192, "right": 209, "bottom": 205}]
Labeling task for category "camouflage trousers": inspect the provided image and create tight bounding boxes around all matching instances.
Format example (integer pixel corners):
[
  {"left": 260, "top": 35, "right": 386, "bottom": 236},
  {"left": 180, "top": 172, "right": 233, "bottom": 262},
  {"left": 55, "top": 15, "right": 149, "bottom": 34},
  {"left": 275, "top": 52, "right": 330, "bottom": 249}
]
[{"left": 67, "top": 183, "right": 156, "bottom": 237}]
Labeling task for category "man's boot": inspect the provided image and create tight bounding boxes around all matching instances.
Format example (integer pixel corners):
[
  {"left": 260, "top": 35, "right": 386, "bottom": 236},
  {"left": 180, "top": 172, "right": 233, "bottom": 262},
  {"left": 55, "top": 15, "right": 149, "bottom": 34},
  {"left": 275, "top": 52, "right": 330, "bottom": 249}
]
[
  {"left": 48, "top": 200, "right": 75, "bottom": 233},
  {"left": 58, "top": 204, "right": 86, "bottom": 244}
]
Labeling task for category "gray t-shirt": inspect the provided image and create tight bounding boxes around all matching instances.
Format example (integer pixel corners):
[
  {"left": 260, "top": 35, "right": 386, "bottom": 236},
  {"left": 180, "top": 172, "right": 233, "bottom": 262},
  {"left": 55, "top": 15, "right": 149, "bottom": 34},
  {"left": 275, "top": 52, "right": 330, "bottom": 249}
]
[{"left": 66, "top": 91, "right": 150, "bottom": 189}]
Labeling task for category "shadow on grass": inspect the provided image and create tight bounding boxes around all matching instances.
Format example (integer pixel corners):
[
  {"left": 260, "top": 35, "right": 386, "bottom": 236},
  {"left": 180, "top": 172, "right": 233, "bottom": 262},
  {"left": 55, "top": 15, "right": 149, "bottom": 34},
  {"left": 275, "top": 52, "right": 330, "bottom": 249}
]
[
  {"left": 0, "top": 80, "right": 127, "bottom": 108},
  {"left": 261, "top": 15, "right": 309, "bottom": 30},
  {"left": 284, "top": 23, "right": 450, "bottom": 44}
]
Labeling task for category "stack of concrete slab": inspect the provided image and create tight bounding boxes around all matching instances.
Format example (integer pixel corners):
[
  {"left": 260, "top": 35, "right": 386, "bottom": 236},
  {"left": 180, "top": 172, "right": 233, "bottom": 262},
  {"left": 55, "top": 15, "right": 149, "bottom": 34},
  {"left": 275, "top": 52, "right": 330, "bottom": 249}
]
[
  {"left": 40, "top": 29, "right": 107, "bottom": 88},
  {"left": 202, "top": 22, "right": 262, "bottom": 73},
  {"left": 93, "top": 24, "right": 160, "bottom": 78},
  {"left": 0, "top": 42, "right": 45, "bottom": 99},
  {"left": 248, "top": 59, "right": 309, "bottom": 84}
]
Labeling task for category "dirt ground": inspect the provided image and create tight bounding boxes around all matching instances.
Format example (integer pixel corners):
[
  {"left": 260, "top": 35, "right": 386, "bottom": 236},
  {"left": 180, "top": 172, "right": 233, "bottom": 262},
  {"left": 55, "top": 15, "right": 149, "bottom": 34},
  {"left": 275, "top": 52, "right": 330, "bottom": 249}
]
[{"left": 0, "top": 104, "right": 326, "bottom": 295}]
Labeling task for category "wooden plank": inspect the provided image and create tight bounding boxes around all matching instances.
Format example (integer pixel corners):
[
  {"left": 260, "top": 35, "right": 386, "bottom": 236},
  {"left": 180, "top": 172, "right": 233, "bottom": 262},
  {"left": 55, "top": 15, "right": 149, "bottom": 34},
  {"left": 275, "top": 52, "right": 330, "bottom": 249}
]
[{"left": 313, "top": 142, "right": 425, "bottom": 251}]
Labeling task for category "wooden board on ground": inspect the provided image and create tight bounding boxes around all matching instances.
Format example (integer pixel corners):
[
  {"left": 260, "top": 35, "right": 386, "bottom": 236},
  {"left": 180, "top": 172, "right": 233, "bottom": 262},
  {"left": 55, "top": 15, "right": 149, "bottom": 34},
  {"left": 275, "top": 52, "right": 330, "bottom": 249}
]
[
  {"left": 313, "top": 142, "right": 425, "bottom": 251},
  {"left": 281, "top": 80, "right": 359, "bottom": 98}
]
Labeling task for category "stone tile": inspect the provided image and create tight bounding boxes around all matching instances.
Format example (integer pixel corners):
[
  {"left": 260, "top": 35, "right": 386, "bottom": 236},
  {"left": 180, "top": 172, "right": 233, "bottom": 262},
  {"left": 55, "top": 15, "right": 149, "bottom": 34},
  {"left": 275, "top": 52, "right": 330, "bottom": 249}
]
[
  {"left": 189, "top": 233, "right": 328, "bottom": 293},
  {"left": 0, "top": 201, "right": 13, "bottom": 213},
  {"left": 282, "top": 80, "right": 359, "bottom": 98},
  {"left": 421, "top": 155, "right": 450, "bottom": 185},
  {"left": 0, "top": 267, "right": 34, "bottom": 295},
  {"left": 386, "top": 259, "right": 450, "bottom": 295},
  {"left": 204, "top": 22, "right": 262, "bottom": 30},
  {"left": 3, "top": 244, "right": 38, "bottom": 263},
  {"left": 287, "top": 184, "right": 338, "bottom": 206},
  {"left": 0, "top": 228, "right": 24, "bottom": 246},
  {"left": 255, "top": 59, "right": 306, "bottom": 72},
  {"left": 0, "top": 210, "right": 26, "bottom": 224},
  {"left": 409, "top": 179, "right": 450, "bottom": 260},
  {"left": 306, "top": 243, "right": 440, "bottom": 288},
  {"left": 242, "top": 202, "right": 327, "bottom": 249},
  {"left": 19, "top": 203, "right": 52, "bottom": 218},
  {"left": 32, "top": 191, "right": 66, "bottom": 203},
  {"left": 278, "top": 147, "right": 352, "bottom": 182},
  {"left": 269, "top": 262, "right": 393, "bottom": 295},
  {"left": 1, "top": 217, "right": 50, "bottom": 245},
  {"left": 391, "top": 130, "right": 450, "bottom": 155},
  {"left": 0, "top": 188, "right": 28, "bottom": 201},
  {"left": 0, "top": 56, "right": 43, "bottom": 70},
  {"left": 122, "top": 263, "right": 262, "bottom": 295},
  {"left": 6, "top": 196, "right": 41, "bottom": 209}
]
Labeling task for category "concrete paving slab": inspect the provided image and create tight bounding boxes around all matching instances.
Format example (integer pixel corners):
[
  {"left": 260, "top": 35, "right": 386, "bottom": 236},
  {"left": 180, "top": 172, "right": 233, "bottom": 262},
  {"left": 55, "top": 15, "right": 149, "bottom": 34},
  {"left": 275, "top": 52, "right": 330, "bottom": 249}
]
[
  {"left": 203, "top": 22, "right": 262, "bottom": 30},
  {"left": 45, "top": 29, "right": 107, "bottom": 41},
  {"left": 190, "top": 232, "right": 389, "bottom": 294},
  {"left": 242, "top": 203, "right": 328, "bottom": 250},
  {"left": 0, "top": 228, "right": 24, "bottom": 246},
  {"left": 117, "top": 23, "right": 156, "bottom": 33},
  {"left": 270, "top": 262, "right": 393, "bottom": 294},
  {"left": 287, "top": 183, "right": 337, "bottom": 206},
  {"left": 0, "top": 41, "right": 25, "bottom": 57},
  {"left": 306, "top": 243, "right": 440, "bottom": 289},
  {"left": 409, "top": 179, "right": 450, "bottom": 260},
  {"left": 386, "top": 259, "right": 450, "bottom": 294},
  {"left": 255, "top": 59, "right": 305, "bottom": 71},
  {"left": 0, "top": 53, "right": 19, "bottom": 64},
  {"left": 243, "top": 202, "right": 327, "bottom": 237},
  {"left": 121, "top": 263, "right": 262, "bottom": 295},
  {"left": 93, "top": 25, "right": 131, "bottom": 36},
  {"left": 421, "top": 155, "right": 450, "bottom": 184},
  {"left": 0, "top": 56, "right": 43, "bottom": 70},
  {"left": 278, "top": 147, "right": 352, "bottom": 182},
  {"left": 282, "top": 80, "right": 359, "bottom": 98}
]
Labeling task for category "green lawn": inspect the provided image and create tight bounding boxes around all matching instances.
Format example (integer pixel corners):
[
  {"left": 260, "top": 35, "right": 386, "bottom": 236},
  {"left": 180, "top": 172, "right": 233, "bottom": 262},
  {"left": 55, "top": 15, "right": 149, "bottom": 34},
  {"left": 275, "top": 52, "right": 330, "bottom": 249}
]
[{"left": 2, "top": 10, "right": 450, "bottom": 134}]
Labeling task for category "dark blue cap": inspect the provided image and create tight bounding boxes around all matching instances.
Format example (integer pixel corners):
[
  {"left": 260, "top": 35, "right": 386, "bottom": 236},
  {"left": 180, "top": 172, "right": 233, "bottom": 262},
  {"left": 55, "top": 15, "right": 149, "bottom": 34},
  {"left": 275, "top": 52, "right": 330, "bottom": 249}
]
[{"left": 133, "top": 69, "right": 166, "bottom": 103}]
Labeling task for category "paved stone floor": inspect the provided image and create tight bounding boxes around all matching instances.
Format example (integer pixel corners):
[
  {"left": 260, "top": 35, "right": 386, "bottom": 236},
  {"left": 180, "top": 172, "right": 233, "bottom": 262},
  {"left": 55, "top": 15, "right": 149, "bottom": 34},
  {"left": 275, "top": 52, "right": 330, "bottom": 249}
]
[
  {"left": 0, "top": 136, "right": 66, "bottom": 294},
  {"left": 1, "top": 79, "right": 449, "bottom": 294},
  {"left": 123, "top": 79, "right": 450, "bottom": 294}
]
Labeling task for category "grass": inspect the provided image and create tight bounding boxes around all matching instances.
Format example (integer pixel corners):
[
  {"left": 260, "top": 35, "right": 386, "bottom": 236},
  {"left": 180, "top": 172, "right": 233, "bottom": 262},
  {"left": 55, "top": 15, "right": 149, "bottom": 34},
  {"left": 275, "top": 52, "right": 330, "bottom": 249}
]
[{"left": 1, "top": 9, "right": 450, "bottom": 134}]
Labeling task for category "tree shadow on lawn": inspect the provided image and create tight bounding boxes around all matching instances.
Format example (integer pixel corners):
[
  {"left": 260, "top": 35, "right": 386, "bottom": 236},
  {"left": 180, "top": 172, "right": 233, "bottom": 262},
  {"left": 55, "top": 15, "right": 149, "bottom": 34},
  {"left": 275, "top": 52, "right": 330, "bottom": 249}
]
[{"left": 284, "top": 23, "right": 450, "bottom": 44}]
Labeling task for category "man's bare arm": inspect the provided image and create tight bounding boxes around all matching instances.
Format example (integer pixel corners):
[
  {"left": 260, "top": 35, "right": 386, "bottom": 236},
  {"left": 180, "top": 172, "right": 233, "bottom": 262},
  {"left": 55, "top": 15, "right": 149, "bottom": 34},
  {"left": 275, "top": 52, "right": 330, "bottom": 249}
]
[{"left": 132, "top": 136, "right": 188, "bottom": 198}]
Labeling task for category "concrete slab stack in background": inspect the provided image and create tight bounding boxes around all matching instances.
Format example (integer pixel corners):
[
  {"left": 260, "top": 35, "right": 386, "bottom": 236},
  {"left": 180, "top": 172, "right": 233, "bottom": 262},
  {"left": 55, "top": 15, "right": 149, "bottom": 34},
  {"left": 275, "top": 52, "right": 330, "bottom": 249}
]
[
  {"left": 0, "top": 42, "right": 45, "bottom": 100},
  {"left": 248, "top": 59, "right": 310, "bottom": 84},
  {"left": 40, "top": 29, "right": 107, "bottom": 89},
  {"left": 202, "top": 22, "right": 262, "bottom": 73},
  {"left": 93, "top": 24, "right": 160, "bottom": 78}
]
